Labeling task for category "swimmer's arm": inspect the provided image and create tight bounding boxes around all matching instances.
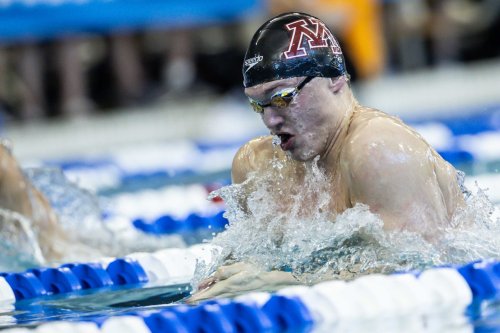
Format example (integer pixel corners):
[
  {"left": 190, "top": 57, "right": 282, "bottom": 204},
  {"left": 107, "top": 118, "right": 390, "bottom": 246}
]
[
  {"left": 187, "top": 262, "right": 300, "bottom": 303},
  {"left": 231, "top": 147, "right": 250, "bottom": 184},
  {"left": 230, "top": 137, "right": 279, "bottom": 215},
  {"left": 231, "top": 137, "right": 273, "bottom": 184},
  {"left": 0, "top": 144, "right": 58, "bottom": 226},
  {"left": 343, "top": 121, "right": 451, "bottom": 236}
]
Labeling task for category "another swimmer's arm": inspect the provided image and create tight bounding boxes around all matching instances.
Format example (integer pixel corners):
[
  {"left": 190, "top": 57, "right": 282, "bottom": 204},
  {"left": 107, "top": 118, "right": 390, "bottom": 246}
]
[
  {"left": 0, "top": 144, "right": 58, "bottom": 228},
  {"left": 0, "top": 143, "right": 68, "bottom": 261},
  {"left": 0, "top": 143, "right": 35, "bottom": 216}
]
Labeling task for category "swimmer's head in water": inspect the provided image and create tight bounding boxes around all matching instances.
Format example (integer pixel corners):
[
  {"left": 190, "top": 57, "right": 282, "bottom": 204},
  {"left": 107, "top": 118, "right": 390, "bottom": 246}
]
[{"left": 243, "top": 12, "right": 347, "bottom": 88}]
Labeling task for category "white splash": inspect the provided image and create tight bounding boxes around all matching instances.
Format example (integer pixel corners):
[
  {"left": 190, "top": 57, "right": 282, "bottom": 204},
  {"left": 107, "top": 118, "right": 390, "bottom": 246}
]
[
  {"left": 200, "top": 155, "right": 500, "bottom": 286},
  {"left": 0, "top": 208, "right": 46, "bottom": 271}
]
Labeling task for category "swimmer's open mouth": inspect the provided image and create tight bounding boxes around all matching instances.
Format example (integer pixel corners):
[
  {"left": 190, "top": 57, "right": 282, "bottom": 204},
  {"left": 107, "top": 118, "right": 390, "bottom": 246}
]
[{"left": 278, "top": 133, "right": 294, "bottom": 150}]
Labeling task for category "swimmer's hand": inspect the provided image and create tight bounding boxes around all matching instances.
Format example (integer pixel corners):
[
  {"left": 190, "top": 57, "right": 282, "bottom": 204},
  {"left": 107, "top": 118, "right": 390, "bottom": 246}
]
[{"left": 187, "top": 262, "right": 300, "bottom": 303}]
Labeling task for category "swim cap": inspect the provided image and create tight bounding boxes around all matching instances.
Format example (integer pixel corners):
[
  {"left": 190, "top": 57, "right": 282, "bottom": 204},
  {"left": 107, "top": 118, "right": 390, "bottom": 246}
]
[{"left": 243, "top": 12, "right": 347, "bottom": 88}]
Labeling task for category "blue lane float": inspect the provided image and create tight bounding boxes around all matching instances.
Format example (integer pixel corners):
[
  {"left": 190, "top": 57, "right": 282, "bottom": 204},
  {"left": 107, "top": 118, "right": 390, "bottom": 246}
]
[
  {"left": 143, "top": 311, "right": 189, "bottom": 333},
  {"left": 39, "top": 267, "right": 83, "bottom": 294},
  {"left": 409, "top": 104, "right": 500, "bottom": 136},
  {"left": 0, "top": 259, "right": 146, "bottom": 301},
  {"left": 458, "top": 259, "right": 500, "bottom": 301},
  {"left": 106, "top": 258, "right": 149, "bottom": 285},
  {"left": 2, "top": 257, "right": 500, "bottom": 332},
  {"left": 0, "top": 244, "right": 219, "bottom": 302},
  {"left": 211, "top": 298, "right": 274, "bottom": 333},
  {"left": 61, "top": 263, "right": 114, "bottom": 289},
  {"left": 4, "top": 272, "right": 47, "bottom": 300},
  {"left": 172, "top": 304, "right": 235, "bottom": 333},
  {"left": 262, "top": 295, "right": 314, "bottom": 333},
  {"left": 14, "top": 263, "right": 476, "bottom": 333},
  {"left": 133, "top": 211, "right": 228, "bottom": 235}
]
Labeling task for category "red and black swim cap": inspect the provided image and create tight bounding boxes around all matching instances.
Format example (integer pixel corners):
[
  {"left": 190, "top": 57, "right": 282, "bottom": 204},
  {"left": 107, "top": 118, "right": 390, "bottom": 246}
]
[{"left": 243, "top": 12, "right": 347, "bottom": 88}]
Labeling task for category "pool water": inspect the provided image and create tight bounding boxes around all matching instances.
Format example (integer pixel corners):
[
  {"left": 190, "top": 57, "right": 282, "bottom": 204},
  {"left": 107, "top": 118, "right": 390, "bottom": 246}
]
[{"left": 0, "top": 283, "right": 191, "bottom": 329}]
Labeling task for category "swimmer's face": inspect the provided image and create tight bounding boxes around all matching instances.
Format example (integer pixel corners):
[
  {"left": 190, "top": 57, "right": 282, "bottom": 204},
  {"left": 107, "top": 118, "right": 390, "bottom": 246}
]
[{"left": 245, "top": 76, "right": 345, "bottom": 161}]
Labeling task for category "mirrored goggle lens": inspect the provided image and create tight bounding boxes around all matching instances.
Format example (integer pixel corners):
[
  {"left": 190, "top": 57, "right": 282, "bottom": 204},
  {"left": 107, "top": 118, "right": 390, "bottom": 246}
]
[
  {"left": 269, "top": 88, "right": 295, "bottom": 108},
  {"left": 270, "top": 96, "right": 291, "bottom": 108},
  {"left": 249, "top": 88, "right": 295, "bottom": 113},
  {"left": 249, "top": 100, "right": 264, "bottom": 113}
]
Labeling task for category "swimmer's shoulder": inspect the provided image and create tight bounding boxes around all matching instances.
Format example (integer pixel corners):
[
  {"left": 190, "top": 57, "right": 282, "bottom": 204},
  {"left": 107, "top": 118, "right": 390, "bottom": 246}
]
[
  {"left": 342, "top": 107, "right": 431, "bottom": 169},
  {"left": 232, "top": 136, "right": 285, "bottom": 184},
  {"left": 346, "top": 107, "right": 427, "bottom": 151},
  {"left": 348, "top": 107, "right": 403, "bottom": 134},
  {"left": 348, "top": 109, "right": 461, "bottom": 190}
]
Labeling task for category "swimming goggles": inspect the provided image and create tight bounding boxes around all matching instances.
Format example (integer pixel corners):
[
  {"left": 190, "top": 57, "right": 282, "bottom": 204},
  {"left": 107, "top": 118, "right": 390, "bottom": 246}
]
[{"left": 248, "top": 76, "right": 314, "bottom": 114}]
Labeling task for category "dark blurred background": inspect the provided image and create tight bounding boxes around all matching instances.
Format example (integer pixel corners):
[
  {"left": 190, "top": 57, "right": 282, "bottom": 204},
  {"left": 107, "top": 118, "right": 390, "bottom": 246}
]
[{"left": 0, "top": 0, "right": 498, "bottom": 123}]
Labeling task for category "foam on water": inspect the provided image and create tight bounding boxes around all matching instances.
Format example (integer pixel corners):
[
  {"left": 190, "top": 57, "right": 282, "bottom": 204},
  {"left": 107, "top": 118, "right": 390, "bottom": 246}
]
[{"left": 199, "top": 152, "right": 500, "bottom": 286}]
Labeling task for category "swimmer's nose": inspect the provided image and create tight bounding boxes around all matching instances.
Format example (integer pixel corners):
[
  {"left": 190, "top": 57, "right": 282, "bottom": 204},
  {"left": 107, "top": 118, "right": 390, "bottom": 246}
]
[{"left": 262, "top": 108, "right": 284, "bottom": 132}]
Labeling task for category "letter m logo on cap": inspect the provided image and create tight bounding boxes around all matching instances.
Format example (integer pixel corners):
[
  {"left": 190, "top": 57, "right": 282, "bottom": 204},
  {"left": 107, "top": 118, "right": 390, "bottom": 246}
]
[{"left": 283, "top": 18, "right": 342, "bottom": 59}]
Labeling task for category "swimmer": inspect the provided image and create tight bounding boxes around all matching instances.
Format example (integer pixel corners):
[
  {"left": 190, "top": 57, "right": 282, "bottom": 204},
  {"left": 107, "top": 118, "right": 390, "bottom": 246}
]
[{"left": 189, "top": 12, "right": 466, "bottom": 302}]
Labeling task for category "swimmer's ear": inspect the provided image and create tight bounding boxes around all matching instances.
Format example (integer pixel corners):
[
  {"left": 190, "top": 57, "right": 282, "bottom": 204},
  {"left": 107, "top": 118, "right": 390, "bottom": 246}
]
[{"left": 329, "top": 76, "right": 347, "bottom": 94}]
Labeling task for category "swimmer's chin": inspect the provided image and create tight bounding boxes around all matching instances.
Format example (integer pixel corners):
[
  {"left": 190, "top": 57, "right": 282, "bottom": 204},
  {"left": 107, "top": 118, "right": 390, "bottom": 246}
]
[
  {"left": 285, "top": 148, "right": 320, "bottom": 162},
  {"left": 278, "top": 140, "right": 318, "bottom": 162}
]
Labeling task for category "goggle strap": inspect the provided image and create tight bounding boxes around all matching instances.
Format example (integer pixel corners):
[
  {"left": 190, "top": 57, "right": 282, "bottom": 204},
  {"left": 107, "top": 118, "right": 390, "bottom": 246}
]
[{"left": 296, "top": 76, "right": 314, "bottom": 91}]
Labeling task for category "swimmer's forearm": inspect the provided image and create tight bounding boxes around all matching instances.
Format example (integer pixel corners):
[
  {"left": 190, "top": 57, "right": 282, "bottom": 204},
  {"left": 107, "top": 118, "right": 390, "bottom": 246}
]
[
  {"left": 262, "top": 270, "right": 301, "bottom": 288},
  {"left": 188, "top": 269, "right": 301, "bottom": 303}
]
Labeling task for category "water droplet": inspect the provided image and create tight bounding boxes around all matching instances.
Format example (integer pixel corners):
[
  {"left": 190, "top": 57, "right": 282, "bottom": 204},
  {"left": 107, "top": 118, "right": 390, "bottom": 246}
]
[{"left": 272, "top": 135, "right": 281, "bottom": 147}]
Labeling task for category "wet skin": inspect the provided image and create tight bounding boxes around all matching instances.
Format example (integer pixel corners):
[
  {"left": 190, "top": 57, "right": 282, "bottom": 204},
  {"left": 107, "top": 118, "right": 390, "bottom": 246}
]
[{"left": 188, "top": 76, "right": 465, "bottom": 302}]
